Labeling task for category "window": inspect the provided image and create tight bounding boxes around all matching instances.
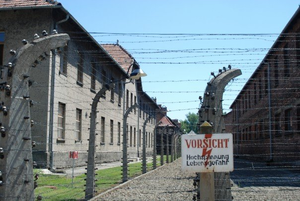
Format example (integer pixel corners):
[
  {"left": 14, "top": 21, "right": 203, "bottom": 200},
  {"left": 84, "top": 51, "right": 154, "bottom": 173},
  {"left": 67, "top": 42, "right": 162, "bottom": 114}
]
[
  {"left": 110, "top": 119, "right": 113, "bottom": 144},
  {"left": 75, "top": 109, "right": 82, "bottom": 142},
  {"left": 134, "top": 127, "right": 136, "bottom": 147},
  {"left": 126, "top": 124, "right": 129, "bottom": 145},
  {"left": 143, "top": 104, "right": 145, "bottom": 119},
  {"left": 285, "top": 109, "right": 292, "bottom": 133},
  {"left": 134, "top": 96, "right": 137, "bottom": 114},
  {"left": 0, "top": 32, "right": 4, "bottom": 66},
  {"left": 77, "top": 52, "right": 83, "bottom": 85},
  {"left": 117, "top": 122, "right": 121, "bottom": 145},
  {"left": 139, "top": 100, "right": 142, "bottom": 118},
  {"left": 101, "top": 69, "right": 107, "bottom": 85},
  {"left": 139, "top": 129, "right": 141, "bottom": 147},
  {"left": 59, "top": 45, "right": 68, "bottom": 75},
  {"left": 130, "top": 93, "right": 133, "bottom": 107},
  {"left": 130, "top": 126, "right": 133, "bottom": 147},
  {"left": 275, "top": 113, "right": 281, "bottom": 136},
  {"left": 126, "top": 90, "right": 129, "bottom": 109},
  {"left": 111, "top": 78, "right": 115, "bottom": 102},
  {"left": 145, "top": 132, "right": 148, "bottom": 146},
  {"left": 101, "top": 117, "right": 105, "bottom": 144},
  {"left": 101, "top": 70, "right": 107, "bottom": 97},
  {"left": 118, "top": 83, "right": 122, "bottom": 106},
  {"left": 57, "top": 102, "right": 66, "bottom": 140},
  {"left": 91, "top": 63, "right": 96, "bottom": 91}
]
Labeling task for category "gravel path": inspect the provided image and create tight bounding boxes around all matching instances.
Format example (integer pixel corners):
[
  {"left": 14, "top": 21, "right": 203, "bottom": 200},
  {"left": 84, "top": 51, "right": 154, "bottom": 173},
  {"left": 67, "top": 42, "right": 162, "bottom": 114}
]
[
  {"left": 94, "top": 159, "right": 196, "bottom": 200},
  {"left": 93, "top": 158, "right": 300, "bottom": 201}
]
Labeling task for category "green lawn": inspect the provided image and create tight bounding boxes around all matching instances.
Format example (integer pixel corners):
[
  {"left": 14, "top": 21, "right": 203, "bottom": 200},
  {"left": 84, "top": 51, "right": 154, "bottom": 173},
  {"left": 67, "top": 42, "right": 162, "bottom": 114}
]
[{"left": 34, "top": 157, "right": 164, "bottom": 200}]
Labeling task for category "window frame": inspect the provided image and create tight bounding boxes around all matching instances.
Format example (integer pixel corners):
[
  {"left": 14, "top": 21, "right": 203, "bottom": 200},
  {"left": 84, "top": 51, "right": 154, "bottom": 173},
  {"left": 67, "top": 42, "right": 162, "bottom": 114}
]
[
  {"left": 57, "top": 102, "right": 66, "bottom": 141},
  {"left": 59, "top": 45, "right": 68, "bottom": 76},
  {"left": 77, "top": 52, "right": 84, "bottom": 86},
  {"left": 75, "top": 108, "right": 82, "bottom": 142},
  {"left": 117, "top": 122, "right": 121, "bottom": 145},
  {"left": 284, "top": 108, "right": 293, "bottom": 134},
  {"left": 90, "top": 63, "right": 96, "bottom": 92},
  {"left": 100, "top": 116, "right": 105, "bottom": 145},
  {"left": 110, "top": 119, "right": 114, "bottom": 145}
]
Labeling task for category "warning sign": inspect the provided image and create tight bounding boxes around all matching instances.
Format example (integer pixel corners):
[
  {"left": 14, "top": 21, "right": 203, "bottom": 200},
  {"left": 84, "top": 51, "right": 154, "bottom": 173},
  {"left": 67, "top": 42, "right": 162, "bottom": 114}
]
[{"left": 181, "top": 133, "right": 233, "bottom": 172}]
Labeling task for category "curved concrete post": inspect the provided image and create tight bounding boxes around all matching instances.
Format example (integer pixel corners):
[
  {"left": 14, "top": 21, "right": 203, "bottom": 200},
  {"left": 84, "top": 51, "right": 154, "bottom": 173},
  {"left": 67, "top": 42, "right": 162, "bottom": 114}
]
[
  {"left": 198, "top": 68, "right": 242, "bottom": 201},
  {"left": 122, "top": 103, "right": 137, "bottom": 182},
  {"left": 0, "top": 33, "right": 69, "bottom": 201}
]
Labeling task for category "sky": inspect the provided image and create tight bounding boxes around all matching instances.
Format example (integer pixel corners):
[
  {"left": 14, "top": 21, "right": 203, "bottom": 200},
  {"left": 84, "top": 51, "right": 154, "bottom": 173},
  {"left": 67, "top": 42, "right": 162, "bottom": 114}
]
[{"left": 58, "top": 0, "right": 300, "bottom": 121}]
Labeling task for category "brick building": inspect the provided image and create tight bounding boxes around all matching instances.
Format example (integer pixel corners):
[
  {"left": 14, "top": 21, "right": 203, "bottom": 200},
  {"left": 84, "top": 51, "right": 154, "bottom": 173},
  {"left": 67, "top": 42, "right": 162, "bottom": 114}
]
[
  {"left": 0, "top": 0, "right": 158, "bottom": 169},
  {"left": 225, "top": 7, "right": 300, "bottom": 163},
  {"left": 156, "top": 105, "right": 181, "bottom": 162}
]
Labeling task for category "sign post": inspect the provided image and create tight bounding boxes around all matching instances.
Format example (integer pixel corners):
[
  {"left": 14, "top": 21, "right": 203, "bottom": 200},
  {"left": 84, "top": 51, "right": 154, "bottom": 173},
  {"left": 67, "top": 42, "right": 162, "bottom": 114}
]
[
  {"left": 181, "top": 121, "right": 233, "bottom": 200},
  {"left": 69, "top": 151, "right": 79, "bottom": 188}
]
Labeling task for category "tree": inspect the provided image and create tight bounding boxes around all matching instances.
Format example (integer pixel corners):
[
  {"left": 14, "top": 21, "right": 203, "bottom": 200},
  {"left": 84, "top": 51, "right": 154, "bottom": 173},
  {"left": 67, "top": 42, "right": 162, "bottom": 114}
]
[{"left": 180, "top": 112, "right": 199, "bottom": 133}]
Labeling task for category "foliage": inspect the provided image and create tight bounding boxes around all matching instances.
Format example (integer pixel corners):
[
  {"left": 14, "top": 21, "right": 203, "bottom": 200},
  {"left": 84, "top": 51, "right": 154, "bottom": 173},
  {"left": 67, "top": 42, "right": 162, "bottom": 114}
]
[{"left": 180, "top": 112, "right": 199, "bottom": 133}]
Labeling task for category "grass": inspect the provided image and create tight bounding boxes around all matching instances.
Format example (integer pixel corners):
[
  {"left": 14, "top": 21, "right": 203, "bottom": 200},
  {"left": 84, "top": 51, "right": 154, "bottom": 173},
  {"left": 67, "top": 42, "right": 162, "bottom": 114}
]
[{"left": 34, "top": 156, "right": 167, "bottom": 200}]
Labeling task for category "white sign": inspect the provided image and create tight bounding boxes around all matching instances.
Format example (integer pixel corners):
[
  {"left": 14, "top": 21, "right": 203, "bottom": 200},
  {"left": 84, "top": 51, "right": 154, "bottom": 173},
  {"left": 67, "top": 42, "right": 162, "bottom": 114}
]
[{"left": 181, "top": 133, "right": 233, "bottom": 172}]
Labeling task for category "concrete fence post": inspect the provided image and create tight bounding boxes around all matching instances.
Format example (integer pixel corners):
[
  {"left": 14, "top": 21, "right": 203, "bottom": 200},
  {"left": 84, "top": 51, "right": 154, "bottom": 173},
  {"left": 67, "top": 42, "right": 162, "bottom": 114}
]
[
  {"left": 0, "top": 32, "right": 69, "bottom": 201},
  {"left": 196, "top": 67, "right": 242, "bottom": 200},
  {"left": 122, "top": 103, "right": 137, "bottom": 182}
]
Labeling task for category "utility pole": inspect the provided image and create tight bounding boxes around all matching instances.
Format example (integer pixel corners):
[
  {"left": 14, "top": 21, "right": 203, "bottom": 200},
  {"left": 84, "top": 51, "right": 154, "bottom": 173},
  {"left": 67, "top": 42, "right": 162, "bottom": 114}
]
[
  {"left": 0, "top": 32, "right": 69, "bottom": 201},
  {"left": 196, "top": 67, "right": 242, "bottom": 200}
]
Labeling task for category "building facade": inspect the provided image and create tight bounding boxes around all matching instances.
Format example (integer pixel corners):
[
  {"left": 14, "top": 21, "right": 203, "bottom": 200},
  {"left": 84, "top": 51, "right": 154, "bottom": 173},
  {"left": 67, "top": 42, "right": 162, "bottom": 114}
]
[
  {"left": 0, "top": 0, "right": 158, "bottom": 169},
  {"left": 225, "top": 7, "right": 300, "bottom": 163},
  {"left": 156, "top": 105, "right": 181, "bottom": 162}
]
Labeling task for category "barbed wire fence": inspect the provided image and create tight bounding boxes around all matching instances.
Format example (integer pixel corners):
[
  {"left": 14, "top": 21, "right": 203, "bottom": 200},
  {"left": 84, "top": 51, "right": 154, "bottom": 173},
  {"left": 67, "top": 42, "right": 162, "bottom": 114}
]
[{"left": 0, "top": 31, "right": 300, "bottom": 200}]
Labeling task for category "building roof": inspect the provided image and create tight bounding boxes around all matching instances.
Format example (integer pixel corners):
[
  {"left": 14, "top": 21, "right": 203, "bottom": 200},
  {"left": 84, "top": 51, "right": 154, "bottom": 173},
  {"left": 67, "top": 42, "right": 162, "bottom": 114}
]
[
  {"left": 101, "top": 44, "right": 135, "bottom": 74},
  {"left": 0, "top": 0, "right": 57, "bottom": 8},
  {"left": 0, "top": 0, "right": 130, "bottom": 78},
  {"left": 158, "top": 116, "right": 176, "bottom": 127}
]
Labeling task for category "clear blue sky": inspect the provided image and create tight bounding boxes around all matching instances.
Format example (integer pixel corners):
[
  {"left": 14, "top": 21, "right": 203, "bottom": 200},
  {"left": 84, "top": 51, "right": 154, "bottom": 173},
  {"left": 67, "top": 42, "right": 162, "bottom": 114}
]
[{"left": 58, "top": 0, "right": 299, "bottom": 121}]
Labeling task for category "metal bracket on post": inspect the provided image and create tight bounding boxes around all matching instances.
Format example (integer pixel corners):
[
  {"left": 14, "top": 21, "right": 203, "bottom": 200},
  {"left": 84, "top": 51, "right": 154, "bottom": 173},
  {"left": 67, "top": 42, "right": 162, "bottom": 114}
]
[{"left": 196, "top": 67, "right": 242, "bottom": 201}]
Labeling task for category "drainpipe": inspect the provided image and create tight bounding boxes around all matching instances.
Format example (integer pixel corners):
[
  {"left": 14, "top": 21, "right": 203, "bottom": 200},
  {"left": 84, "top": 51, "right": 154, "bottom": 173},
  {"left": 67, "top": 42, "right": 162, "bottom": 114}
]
[
  {"left": 48, "top": 49, "right": 56, "bottom": 171},
  {"left": 48, "top": 14, "right": 70, "bottom": 170},
  {"left": 54, "top": 14, "right": 70, "bottom": 31}
]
